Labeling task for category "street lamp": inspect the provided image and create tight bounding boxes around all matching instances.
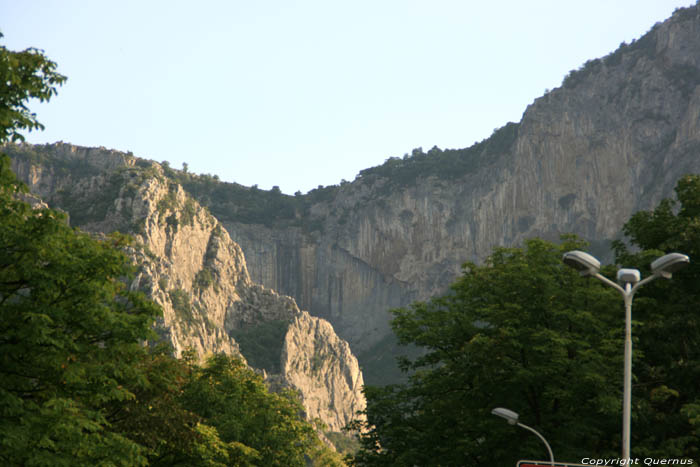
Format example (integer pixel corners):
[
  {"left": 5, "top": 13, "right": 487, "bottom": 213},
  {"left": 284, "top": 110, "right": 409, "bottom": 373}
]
[
  {"left": 562, "top": 250, "right": 689, "bottom": 459},
  {"left": 491, "top": 407, "right": 554, "bottom": 466}
]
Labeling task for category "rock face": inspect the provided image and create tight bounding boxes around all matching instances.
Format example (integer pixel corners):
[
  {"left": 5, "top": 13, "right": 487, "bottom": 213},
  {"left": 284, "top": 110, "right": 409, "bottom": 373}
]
[
  {"left": 5, "top": 143, "right": 366, "bottom": 434},
  {"left": 216, "top": 5, "right": 700, "bottom": 372},
  {"left": 226, "top": 221, "right": 413, "bottom": 357},
  {"left": 281, "top": 311, "right": 366, "bottom": 432},
  {"left": 6, "top": 6, "right": 700, "bottom": 388}
]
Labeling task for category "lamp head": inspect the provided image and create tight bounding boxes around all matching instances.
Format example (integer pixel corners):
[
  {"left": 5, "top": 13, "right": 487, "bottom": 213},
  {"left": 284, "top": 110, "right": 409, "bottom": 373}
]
[
  {"left": 562, "top": 250, "right": 601, "bottom": 276},
  {"left": 617, "top": 268, "right": 640, "bottom": 286},
  {"left": 491, "top": 407, "right": 519, "bottom": 425},
  {"left": 651, "top": 253, "right": 689, "bottom": 279}
]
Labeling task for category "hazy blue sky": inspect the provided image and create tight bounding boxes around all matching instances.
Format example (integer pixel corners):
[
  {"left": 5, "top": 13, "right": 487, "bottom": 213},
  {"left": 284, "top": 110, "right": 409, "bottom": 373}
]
[{"left": 1, "top": 1, "right": 695, "bottom": 194}]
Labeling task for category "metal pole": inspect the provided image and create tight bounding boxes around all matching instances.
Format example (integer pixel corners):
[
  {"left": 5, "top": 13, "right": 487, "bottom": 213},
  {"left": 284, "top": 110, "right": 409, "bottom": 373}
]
[
  {"left": 565, "top": 252, "right": 688, "bottom": 460},
  {"left": 622, "top": 287, "right": 633, "bottom": 459},
  {"left": 516, "top": 422, "right": 555, "bottom": 466}
]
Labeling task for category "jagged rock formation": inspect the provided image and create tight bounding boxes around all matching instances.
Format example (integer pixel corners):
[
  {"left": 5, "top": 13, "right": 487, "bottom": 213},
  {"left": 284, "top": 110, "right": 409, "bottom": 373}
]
[
  {"left": 281, "top": 311, "right": 366, "bottom": 432},
  {"left": 5, "top": 144, "right": 366, "bottom": 435}
]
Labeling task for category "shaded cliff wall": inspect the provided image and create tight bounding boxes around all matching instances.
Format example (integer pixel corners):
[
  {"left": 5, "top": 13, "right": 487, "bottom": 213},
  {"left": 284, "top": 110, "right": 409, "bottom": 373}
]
[{"left": 226, "top": 221, "right": 413, "bottom": 354}]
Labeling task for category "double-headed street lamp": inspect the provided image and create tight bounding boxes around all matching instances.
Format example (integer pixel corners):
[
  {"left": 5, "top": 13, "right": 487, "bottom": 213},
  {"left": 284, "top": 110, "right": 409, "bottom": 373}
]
[
  {"left": 562, "top": 250, "right": 689, "bottom": 459},
  {"left": 491, "top": 407, "right": 554, "bottom": 466}
]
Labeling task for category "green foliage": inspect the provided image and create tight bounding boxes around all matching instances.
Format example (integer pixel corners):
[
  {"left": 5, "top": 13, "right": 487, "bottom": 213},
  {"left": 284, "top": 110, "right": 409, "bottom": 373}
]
[
  {"left": 562, "top": 58, "right": 603, "bottom": 89},
  {"left": 194, "top": 268, "right": 214, "bottom": 289},
  {"left": 168, "top": 288, "right": 193, "bottom": 323},
  {"left": 611, "top": 174, "right": 700, "bottom": 459},
  {"left": 0, "top": 154, "right": 161, "bottom": 465},
  {"left": 182, "top": 197, "right": 197, "bottom": 226},
  {"left": 357, "top": 123, "right": 519, "bottom": 193},
  {"left": 180, "top": 354, "right": 324, "bottom": 467},
  {"left": 1, "top": 143, "right": 102, "bottom": 179},
  {"left": 325, "top": 431, "right": 361, "bottom": 456},
  {"left": 0, "top": 159, "right": 338, "bottom": 465},
  {"left": 58, "top": 171, "right": 125, "bottom": 226},
  {"left": 351, "top": 237, "right": 626, "bottom": 466},
  {"left": 230, "top": 320, "right": 290, "bottom": 374},
  {"left": 104, "top": 345, "right": 217, "bottom": 467},
  {"left": 156, "top": 186, "right": 178, "bottom": 217},
  {"left": 357, "top": 332, "right": 423, "bottom": 387},
  {"left": 0, "top": 32, "right": 66, "bottom": 142},
  {"left": 162, "top": 125, "right": 516, "bottom": 233},
  {"left": 166, "top": 169, "right": 303, "bottom": 227},
  {"left": 664, "top": 63, "right": 700, "bottom": 97},
  {"left": 352, "top": 176, "right": 700, "bottom": 465},
  {"left": 165, "top": 212, "right": 179, "bottom": 230}
]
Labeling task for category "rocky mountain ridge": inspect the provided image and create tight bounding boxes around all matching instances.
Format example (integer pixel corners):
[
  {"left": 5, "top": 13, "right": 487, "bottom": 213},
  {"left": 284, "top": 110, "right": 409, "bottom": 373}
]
[
  {"left": 201, "top": 4, "right": 700, "bottom": 383},
  {"left": 6, "top": 144, "right": 365, "bottom": 434},
  {"left": 7, "top": 5, "right": 700, "bottom": 387}
]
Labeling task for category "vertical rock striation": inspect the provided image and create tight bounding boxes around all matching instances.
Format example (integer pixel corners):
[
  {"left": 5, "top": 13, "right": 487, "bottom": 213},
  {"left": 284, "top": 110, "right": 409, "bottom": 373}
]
[
  {"left": 5, "top": 5, "right": 700, "bottom": 387},
  {"left": 218, "top": 5, "right": 700, "bottom": 371}
]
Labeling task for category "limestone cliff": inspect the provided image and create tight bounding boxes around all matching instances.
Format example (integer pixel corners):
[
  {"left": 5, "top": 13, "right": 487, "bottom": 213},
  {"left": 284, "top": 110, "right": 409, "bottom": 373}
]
[
  {"left": 5, "top": 143, "right": 366, "bottom": 435},
  {"left": 200, "top": 5, "right": 700, "bottom": 382},
  {"left": 281, "top": 311, "right": 366, "bottom": 432},
  {"left": 7, "top": 6, "right": 700, "bottom": 389}
]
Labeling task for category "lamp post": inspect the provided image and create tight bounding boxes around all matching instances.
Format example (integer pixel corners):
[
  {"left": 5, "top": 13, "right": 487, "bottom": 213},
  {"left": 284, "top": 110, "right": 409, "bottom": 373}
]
[
  {"left": 492, "top": 407, "right": 555, "bottom": 466},
  {"left": 562, "top": 251, "right": 689, "bottom": 459}
]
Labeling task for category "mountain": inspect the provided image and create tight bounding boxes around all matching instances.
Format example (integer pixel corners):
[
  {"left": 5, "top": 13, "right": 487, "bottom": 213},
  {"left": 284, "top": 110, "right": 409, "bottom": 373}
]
[
  {"left": 181, "top": 4, "right": 700, "bottom": 384},
  {"left": 5, "top": 144, "right": 366, "bottom": 438},
  {"left": 7, "top": 4, "right": 700, "bottom": 389}
]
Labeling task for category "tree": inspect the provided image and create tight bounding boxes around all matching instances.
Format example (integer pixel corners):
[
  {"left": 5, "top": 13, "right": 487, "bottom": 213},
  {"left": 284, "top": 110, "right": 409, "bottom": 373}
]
[
  {"left": 0, "top": 35, "right": 159, "bottom": 464},
  {"left": 104, "top": 345, "right": 224, "bottom": 467},
  {"left": 180, "top": 353, "right": 342, "bottom": 467},
  {"left": 351, "top": 237, "right": 627, "bottom": 466},
  {"left": 0, "top": 34, "right": 204, "bottom": 466},
  {"left": 0, "top": 153, "right": 164, "bottom": 465},
  {"left": 0, "top": 32, "right": 66, "bottom": 142},
  {"left": 612, "top": 174, "right": 700, "bottom": 460}
]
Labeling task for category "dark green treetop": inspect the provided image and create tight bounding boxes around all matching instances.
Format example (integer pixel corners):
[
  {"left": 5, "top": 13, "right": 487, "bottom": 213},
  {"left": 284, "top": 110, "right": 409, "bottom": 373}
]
[
  {"left": 612, "top": 174, "right": 700, "bottom": 460},
  {"left": 350, "top": 237, "right": 628, "bottom": 466},
  {"left": 0, "top": 32, "right": 66, "bottom": 143},
  {"left": 0, "top": 152, "right": 164, "bottom": 465}
]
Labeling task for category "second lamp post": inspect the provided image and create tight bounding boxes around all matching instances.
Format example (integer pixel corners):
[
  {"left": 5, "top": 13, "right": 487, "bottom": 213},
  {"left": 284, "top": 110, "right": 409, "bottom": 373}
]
[{"left": 562, "top": 250, "right": 689, "bottom": 459}]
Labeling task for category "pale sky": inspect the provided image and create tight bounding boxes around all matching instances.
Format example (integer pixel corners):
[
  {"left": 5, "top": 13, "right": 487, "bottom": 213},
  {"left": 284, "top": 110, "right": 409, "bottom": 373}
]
[{"left": 1, "top": 1, "right": 695, "bottom": 194}]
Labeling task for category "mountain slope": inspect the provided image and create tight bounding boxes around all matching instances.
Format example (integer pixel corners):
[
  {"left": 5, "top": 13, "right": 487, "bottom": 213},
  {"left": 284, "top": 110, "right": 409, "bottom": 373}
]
[
  {"left": 8, "top": 5, "right": 700, "bottom": 388},
  {"left": 176, "top": 5, "right": 700, "bottom": 383},
  {"left": 5, "top": 144, "right": 366, "bottom": 434}
]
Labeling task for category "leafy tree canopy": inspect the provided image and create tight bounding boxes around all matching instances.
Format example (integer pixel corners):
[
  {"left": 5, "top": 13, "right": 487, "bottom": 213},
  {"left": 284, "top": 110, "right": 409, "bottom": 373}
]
[
  {"left": 351, "top": 237, "right": 631, "bottom": 466},
  {"left": 181, "top": 353, "right": 344, "bottom": 467},
  {"left": 0, "top": 32, "right": 66, "bottom": 143},
  {"left": 0, "top": 152, "right": 162, "bottom": 465},
  {"left": 612, "top": 174, "right": 700, "bottom": 460},
  {"left": 0, "top": 35, "right": 157, "bottom": 465},
  {"left": 352, "top": 176, "right": 700, "bottom": 465}
]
